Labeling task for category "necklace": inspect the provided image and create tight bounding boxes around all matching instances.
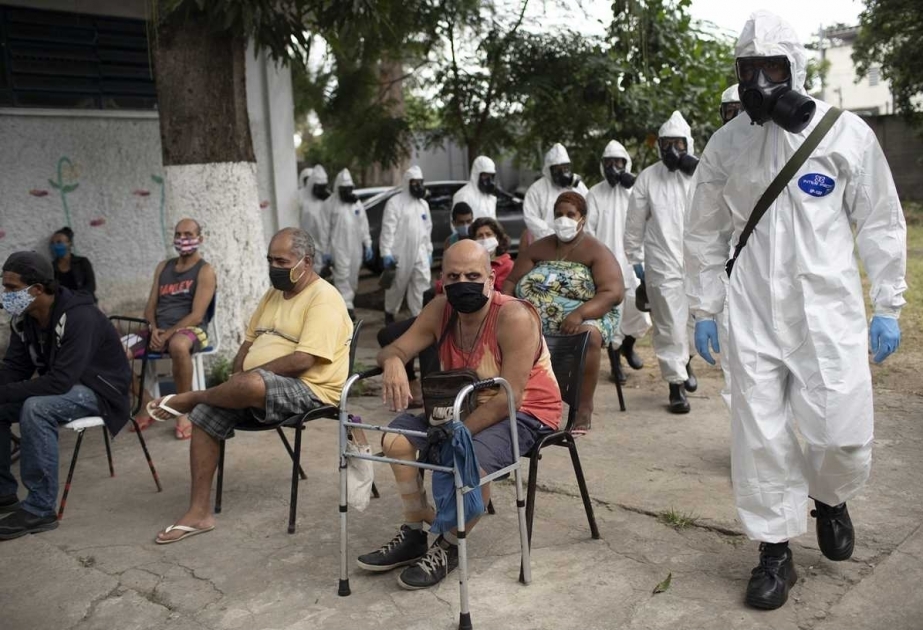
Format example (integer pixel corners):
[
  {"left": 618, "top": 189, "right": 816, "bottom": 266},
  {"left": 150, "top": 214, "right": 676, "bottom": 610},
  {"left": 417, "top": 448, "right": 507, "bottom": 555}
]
[
  {"left": 556, "top": 232, "right": 586, "bottom": 262},
  {"left": 455, "top": 311, "right": 490, "bottom": 368}
]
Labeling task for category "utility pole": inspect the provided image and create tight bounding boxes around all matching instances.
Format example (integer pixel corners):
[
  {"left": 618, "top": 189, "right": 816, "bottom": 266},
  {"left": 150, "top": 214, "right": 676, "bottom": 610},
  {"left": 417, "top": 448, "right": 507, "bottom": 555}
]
[{"left": 816, "top": 23, "right": 826, "bottom": 101}]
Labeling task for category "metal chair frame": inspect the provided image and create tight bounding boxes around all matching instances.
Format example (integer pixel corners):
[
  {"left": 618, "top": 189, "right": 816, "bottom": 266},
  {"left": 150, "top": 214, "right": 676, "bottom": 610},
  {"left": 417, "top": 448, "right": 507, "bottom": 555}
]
[
  {"left": 337, "top": 370, "right": 531, "bottom": 630},
  {"left": 147, "top": 292, "right": 219, "bottom": 395}
]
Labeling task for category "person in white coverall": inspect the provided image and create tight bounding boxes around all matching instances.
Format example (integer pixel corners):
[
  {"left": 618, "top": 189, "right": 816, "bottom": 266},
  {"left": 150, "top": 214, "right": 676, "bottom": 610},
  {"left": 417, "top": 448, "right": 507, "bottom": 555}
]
[
  {"left": 326, "top": 168, "right": 372, "bottom": 320},
  {"left": 380, "top": 166, "right": 433, "bottom": 325},
  {"left": 685, "top": 11, "right": 906, "bottom": 611},
  {"left": 299, "top": 165, "right": 331, "bottom": 273},
  {"left": 523, "top": 143, "right": 589, "bottom": 240},
  {"left": 587, "top": 140, "right": 651, "bottom": 385},
  {"left": 624, "top": 111, "right": 699, "bottom": 414},
  {"left": 452, "top": 156, "right": 498, "bottom": 219}
]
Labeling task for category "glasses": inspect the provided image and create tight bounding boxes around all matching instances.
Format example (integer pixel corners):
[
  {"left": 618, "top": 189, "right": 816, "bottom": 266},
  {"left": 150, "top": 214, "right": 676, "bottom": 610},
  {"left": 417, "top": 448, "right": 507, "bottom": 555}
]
[
  {"left": 602, "top": 157, "right": 627, "bottom": 170},
  {"left": 658, "top": 137, "right": 687, "bottom": 152},
  {"left": 736, "top": 56, "right": 791, "bottom": 83}
]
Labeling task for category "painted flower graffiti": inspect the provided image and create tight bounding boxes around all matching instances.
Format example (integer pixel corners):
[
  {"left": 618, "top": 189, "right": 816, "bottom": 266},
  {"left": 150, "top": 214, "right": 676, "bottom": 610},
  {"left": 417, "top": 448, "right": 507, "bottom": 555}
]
[{"left": 48, "top": 156, "right": 79, "bottom": 228}]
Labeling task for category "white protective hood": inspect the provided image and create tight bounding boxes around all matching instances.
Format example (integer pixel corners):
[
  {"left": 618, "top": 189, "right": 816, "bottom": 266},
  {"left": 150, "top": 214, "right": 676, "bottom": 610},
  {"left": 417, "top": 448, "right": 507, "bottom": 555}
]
[
  {"left": 657, "top": 111, "right": 694, "bottom": 157},
  {"left": 303, "top": 165, "right": 328, "bottom": 192},
  {"left": 299, "top": 167, "right": 313, "bottom": 188},
  {"left": 721, "top": 84, "right": 740, "bottom": 104},
  {"left": 402, "top": 165, "right": 424, "bottom": 195},
  {"left": 334, "top": 168, "right": 354, "bottom": 190},
  {"left": 469, "top": 156, "right": 496, "bottom": 186},
  {"left": 541, "top": 143, "right": 571, "bottom": 180},
  {"left": 599, "top": 140, "right": 633, "bottom": 179},
  {"left": 735, "top": 10, "right": 808, "bottom": 95}
]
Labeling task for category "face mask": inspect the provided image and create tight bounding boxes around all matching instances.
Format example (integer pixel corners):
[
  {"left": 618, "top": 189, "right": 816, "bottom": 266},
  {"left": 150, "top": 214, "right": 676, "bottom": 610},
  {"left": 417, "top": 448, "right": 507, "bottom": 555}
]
[
  {"left": 409, "top": 182, "right": 426, "bottom": 199},
  {"left": 720, "top": 102, "right": 742, "bottom": 125},
  {"left": 174, "top": 238, "right": 200, "bottom": 255},
  {"left": 551, "top": 167, "right": 574, "bottom": 188},
  {"left": 313, "top": 184, "right": 330, "bottom": 200},
  {"left": 553, "top": 216, "right": 582, "bottom": 242},
  {"left": 269, "top": 259, "right": 305, "bottom": 292},
  {"left": 678, "top": 154, "right": 699, "bottom": 176},
  {"left": 477, "top": 237, "right": 499, "bottom": 255},
  {"left": 51, "top": 243, "right": 68, "bottom": 259},
  {"left": 662, "top": 146, "right": 682, "bottom": 172},
  {"left": 2, "top": 285, "right": 37, "bottom": 317},
  {"left": 618, "top": 171, "right": 636, "bottom": 188},
  {"left": 738, "top": 61, "right": 816, "bottom": 134},
  {"left": 477, "top": 175, "right": 497, "bottom": 195},
  {"left": 455, "top": 224, "right": 470, "bottom": 237},
  {"left": 444, "top": 281, "right": 490, "bottom": 314},
  {"left": 339, "top": 187, "right": 357, "bottom": 203}
]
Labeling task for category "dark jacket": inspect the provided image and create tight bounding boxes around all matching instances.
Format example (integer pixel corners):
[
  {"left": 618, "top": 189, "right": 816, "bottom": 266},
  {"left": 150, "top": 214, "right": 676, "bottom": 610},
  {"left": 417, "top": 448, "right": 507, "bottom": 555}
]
[
  {"left": 0, "top": 288, "right": 131, "bottom": 435},
  {"left": 54, "top": 255, "right": 97, "bottom": 302}
]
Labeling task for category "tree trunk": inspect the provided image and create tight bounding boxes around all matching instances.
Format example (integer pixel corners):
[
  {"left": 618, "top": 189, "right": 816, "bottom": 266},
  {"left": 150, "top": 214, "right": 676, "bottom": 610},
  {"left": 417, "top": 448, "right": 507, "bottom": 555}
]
[{"left": 153, "top": 7, "right": 267, "bottom": 355}]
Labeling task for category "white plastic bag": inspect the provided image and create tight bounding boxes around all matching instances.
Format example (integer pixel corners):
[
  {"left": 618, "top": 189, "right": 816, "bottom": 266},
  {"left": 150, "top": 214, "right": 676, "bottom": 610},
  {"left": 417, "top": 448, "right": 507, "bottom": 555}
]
[{"left": 346, "top": 440, "right": 375, "bottom": 512}]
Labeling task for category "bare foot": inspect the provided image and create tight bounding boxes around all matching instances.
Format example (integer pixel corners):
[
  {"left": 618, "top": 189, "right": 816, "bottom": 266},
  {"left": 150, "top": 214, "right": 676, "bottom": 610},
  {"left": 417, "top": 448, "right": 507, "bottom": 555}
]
[
  {"left": 572, "top": 410, "right": 592, "bottom": 435},
  {"left": 156, "top": 510, "right": 216, "bottom": 543},
  {"left": 149, "top": 393, "right": 196, "bottom": 421}
]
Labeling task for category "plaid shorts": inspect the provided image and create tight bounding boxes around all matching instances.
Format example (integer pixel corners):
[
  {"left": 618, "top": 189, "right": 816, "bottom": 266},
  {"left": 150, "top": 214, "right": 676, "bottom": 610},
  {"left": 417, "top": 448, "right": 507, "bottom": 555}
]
[{"left": 188, "top": 369, "right": 324, "bottom": 440}]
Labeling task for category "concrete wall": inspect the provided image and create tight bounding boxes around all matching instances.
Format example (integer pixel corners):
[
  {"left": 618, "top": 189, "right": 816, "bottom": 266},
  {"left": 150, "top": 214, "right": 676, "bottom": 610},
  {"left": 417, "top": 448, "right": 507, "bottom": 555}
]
[
  {"left": 823, "top": 43, "right": 893, "bottom": 115},
  {"left": 861, "top": 115, "right": 923, "bottom": 202}
]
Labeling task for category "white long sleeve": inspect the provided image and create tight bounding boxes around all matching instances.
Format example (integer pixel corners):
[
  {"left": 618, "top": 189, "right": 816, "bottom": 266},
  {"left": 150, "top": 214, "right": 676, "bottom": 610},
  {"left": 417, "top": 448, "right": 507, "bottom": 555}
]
[
  {"left": 379, "top": 197, "right": 399, "bottom": 259},
  {"left": 624, "top": 173, "right": 651, "bottom": 267}
]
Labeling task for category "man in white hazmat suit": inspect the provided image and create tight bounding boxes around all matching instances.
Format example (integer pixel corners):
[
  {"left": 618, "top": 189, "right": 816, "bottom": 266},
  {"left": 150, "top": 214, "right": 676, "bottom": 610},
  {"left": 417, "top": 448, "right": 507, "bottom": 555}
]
[
  {"left": 380, "top": 166, "right": 433, "bottom": 325},
  {"left": 452, "top": 155, "right": 498, "bottom": 219},
  {"left": 326, "top": 168, "right": 372, "bottom": 321},
  {"left": 625, "top": 111, "right": 699, "bottom": 414},
  {"left": 586, "top": 140, "right": 650, "bottom": 384},
  {"left": 685, "top": 11, "right": 906, "bottom": 611},
  {"left": 523, "top": 143, "right": 589, "bottom": 239},
  {"left": 300, "top": 166, "right": 331, "bottom": 273},
  {"left": 720, "top": 84, "right": 743, "bottom": 125}
]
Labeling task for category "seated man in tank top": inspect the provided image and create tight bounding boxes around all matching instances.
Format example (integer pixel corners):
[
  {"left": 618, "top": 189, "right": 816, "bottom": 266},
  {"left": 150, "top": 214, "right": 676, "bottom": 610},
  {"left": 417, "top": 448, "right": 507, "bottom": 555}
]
[
  {"left": 357, "top": 239, "right": 563, "bottom": 591},
  {"left": 138, "top": 218, "right": 217, "bottom": 439}
]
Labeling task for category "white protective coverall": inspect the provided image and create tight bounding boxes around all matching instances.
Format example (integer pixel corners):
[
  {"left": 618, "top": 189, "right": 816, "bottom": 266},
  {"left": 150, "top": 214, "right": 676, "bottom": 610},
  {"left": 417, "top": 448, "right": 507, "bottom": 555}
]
[
  {"left": 721, "top": 84, "right": 740, "bottom": 107},
  {"left": 452, "top": 156, "right": 497, "bottom": 219},
  {"left": 523, "top": 143, "right": 589, "bottom": 239},
  {"left": 587, "top": 140, "right": 652, "bottom": 348},
  {"left": 684, "top": 11, "right": 907, "bottom": 543},
  {"left": 300, "top": 165, "right": 329, "bottom": 273},
  {"left": 380, "top": 166, "right": 433, "bottom": 316},
  {"left": 624, "top": 112, "right": 695, "bottom": 383},
  {"left": 717, "top": 84, "right": 741, "bottom": 408},
  {"left": 326, "top": 169, "right": 371, "bottom": 310}
]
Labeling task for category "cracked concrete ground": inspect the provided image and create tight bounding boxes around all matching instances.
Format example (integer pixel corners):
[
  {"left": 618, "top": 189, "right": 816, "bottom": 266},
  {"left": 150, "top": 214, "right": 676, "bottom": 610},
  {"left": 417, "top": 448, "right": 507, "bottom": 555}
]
[{"left": 2, "top": 306, "right": 921, "bottom": 630}]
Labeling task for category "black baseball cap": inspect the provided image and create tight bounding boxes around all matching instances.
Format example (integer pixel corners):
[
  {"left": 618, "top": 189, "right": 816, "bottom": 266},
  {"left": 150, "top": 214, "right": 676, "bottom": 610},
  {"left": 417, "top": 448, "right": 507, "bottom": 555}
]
[{"left": 2, "top": 251, "right": 55, "bottom": 285}]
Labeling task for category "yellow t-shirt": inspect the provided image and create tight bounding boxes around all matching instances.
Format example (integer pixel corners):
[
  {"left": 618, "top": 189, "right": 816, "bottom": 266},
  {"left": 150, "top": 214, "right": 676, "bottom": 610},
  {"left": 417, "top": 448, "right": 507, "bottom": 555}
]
[{"left": 243, "top": 279, "right": 353, "bottom": 405}]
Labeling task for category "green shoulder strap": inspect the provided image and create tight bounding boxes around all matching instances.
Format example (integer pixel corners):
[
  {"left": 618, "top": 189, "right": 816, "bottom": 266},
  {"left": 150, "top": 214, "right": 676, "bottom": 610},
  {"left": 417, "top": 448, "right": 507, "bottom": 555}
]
[{"left": 726, "top": 106, "right": 843, "bottom": 276}]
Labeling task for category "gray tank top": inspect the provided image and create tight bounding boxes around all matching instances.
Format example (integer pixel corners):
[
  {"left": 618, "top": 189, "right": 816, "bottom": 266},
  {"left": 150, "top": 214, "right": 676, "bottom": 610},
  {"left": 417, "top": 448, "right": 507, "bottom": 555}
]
[{"left": 155, "top": 258, "right": 206, "bottom": 329}]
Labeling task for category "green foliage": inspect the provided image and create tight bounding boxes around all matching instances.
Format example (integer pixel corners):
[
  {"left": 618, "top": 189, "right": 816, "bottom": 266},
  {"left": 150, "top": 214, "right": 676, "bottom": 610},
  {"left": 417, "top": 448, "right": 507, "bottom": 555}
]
[
  {"left": 652, "top": 572, "right": 672, "bottom": 594},
  {"left": 853, "top": 0, "right": 923, "bottom": 124},
  {"left": 208, "top": 357, "right": 233, "bottom": 385},
  {"left": 658, "top": 507, "right": 698, "bottom": 529}
]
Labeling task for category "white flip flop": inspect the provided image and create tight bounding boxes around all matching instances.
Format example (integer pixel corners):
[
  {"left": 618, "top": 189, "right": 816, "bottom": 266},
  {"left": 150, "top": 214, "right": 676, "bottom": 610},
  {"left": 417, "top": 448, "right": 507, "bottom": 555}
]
[
  {"left": 145, "top": 394, "right": 183, "bottom": 422},
  {"left": 155, "top": 523, "right": 215, "bottom": 545}
]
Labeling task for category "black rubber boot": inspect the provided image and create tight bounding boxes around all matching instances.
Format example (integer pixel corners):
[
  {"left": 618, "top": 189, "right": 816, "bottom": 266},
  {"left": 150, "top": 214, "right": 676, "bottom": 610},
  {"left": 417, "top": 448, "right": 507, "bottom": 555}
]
[
  {"left": 811, "top": 501, "right": 855, "bottom": 561},
  {"left": 607, "top": 347, "right": 627, "bottom": 384},
  {"left": 621, "top": 335, "right": 644, "bottom": 370},
  {"left": 684, "top": 358, "right": 698, "bottom": 392},
  {"left": 745, "top": 543, "right": 797, "bottom": 610},
  {"left": 668, "top": 383, "right": 690, "bottom": 414}
]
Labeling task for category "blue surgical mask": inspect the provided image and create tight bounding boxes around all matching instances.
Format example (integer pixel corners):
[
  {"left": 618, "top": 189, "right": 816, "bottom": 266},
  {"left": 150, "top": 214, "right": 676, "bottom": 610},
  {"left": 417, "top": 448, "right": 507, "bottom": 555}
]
[
  {"left": 2, "top": 285, "right": 37, "bottom": 317},
  {"left": 51, "top": 243, "right": 68, "bottom": 259},
  {"left": 455, "top": 224, "right": 470, "bottom": 237}
]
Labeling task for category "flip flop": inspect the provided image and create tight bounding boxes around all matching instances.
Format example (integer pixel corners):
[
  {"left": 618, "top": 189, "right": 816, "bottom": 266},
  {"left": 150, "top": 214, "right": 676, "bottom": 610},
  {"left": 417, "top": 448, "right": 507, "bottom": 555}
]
[
  {"left": 155, "top": 523, "right": 215, "bottom": 545},
  {"left": 570, "top": 426, "right": 591, "bottom": 437},
  {"left": 129, "top": 416, "right": 156, "bottom": 433},
  {"left": 174, "top": 423, "right": 193, "bottom": 441},
  {"left": 146, "top": 394, "right": 183, "bottom": 422}
]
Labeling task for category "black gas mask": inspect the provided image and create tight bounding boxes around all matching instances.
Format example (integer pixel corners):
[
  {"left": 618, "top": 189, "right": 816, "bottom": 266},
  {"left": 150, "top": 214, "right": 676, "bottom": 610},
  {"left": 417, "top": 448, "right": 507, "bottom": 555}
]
[
  {"left": 408, "top": 180, "right": 426, "bottom": 199},
  {"left": 312, "top": 184, "right": 330, "bottom": 200},
  {"left": 660, "top": 138, "right": 698, "bottom": 176},
  {"left": 603, "top": 158, "right": 635, "bottom": 189},
  {"left": 737, "top": 56, "right": 816, "bottom": 134},
  {"left": 550, "top": 164, "right": 575, "bottom": 188},
  {"left": 338, "top": 186, "right": 358, "bottom": 203},
  {"left": 477, "top": 173, "right": 497, "bottom": 195}
]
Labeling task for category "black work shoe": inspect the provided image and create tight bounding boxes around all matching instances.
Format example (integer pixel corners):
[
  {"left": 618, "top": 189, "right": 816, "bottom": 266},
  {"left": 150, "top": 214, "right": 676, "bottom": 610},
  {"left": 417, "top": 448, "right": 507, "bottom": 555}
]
[
  {"left": 0, "top": 508, "right": 59, "bottom": 540},
  {"left": 621, "top": 335, "right": 644, "bottom": 370},
  {"left": 384, "top": 312, "right": 395, "bottom": 326},
  {"left": 357, "top": 525, "right": 428, "bottom": 572},
  {"left": 745, "top": 543, "right": 798, "bottom": 610},
  {"left": 811, "top": 501, "right": 854, "bottom": 561},
  {"left": 0, "top": 494, "right": 20, "bottom": 513},
  {"left": 684, "top": 358, "right": 698, "bottom": 392},
  {"left": 669, "top": 384, "right": 690, "bottom": 414},
  {"left": 607, "top": 347, "right": 627, "bottom": 384},
  {"left": 397, "top": 536, "right": 459, "bottom": 590}
]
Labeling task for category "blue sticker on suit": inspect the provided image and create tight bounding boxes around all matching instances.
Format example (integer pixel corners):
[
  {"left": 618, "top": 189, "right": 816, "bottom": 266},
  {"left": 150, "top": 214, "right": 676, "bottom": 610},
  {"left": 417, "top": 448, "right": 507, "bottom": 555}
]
[{"left": 798, "top": 173, "right": 835, "bottom": 197}]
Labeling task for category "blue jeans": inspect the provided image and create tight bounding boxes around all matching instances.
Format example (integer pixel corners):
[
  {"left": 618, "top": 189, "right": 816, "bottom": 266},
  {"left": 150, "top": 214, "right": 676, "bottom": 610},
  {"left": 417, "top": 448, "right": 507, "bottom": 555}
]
[{"left": 0, "top": 385, "right": 100, "bottom": 517}]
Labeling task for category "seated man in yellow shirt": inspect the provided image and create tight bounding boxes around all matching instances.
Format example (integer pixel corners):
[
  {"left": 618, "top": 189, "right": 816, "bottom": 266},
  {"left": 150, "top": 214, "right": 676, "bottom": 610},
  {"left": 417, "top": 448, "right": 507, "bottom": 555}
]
[{"left": 150, "top": 227, "right": 353, "bottom": 543}]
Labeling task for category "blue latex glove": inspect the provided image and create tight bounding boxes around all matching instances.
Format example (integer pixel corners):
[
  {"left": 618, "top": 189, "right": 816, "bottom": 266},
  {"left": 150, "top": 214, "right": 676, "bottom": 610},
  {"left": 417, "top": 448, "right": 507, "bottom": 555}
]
[
  {"left": 382, "top": 255, "right": 396, "bottom": 269},
  {"left": 869, "top": 315, "right": 900, "bottom": 364},
  {"left": 633, "top": 264, "right": 645, "bottom": 282},
  {"left": 363, "top": 246, "right": 373, "bottom": 263},
  {"left": 694, "top": 319, "right": 720, "bottom": 366},
  {"left": 322, "top": 254, "right": 332, "bottom": 266}
]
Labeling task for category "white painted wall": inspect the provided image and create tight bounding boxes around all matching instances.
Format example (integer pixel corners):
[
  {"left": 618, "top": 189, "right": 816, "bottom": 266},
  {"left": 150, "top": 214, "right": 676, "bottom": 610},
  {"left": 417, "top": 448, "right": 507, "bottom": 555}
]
[{"left": 823, "top": 42, "right": 893, "bottom": 114}]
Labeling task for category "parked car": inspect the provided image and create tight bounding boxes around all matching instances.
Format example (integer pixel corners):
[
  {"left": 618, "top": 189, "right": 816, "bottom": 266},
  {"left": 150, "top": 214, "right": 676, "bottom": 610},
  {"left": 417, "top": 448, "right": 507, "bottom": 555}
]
[{"left": 363, "top": 181, "right": 525, "bottom": 271}]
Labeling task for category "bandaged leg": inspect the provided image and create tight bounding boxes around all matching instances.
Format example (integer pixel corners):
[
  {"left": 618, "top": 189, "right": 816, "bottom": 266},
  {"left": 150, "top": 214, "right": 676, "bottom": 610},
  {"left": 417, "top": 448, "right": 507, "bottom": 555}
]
[{"left": 383, "top": 433, "right": 434, "bottom": 524}]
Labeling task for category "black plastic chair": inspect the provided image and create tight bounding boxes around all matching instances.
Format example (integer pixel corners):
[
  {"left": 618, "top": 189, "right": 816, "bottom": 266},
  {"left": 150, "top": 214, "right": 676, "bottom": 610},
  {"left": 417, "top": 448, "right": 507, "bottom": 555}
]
[
  {"left": 214, "top": 320, "right": 377, "bottom": 533},
  {"left": 58, "top": 316, "right": 163, "bottom": 519}
]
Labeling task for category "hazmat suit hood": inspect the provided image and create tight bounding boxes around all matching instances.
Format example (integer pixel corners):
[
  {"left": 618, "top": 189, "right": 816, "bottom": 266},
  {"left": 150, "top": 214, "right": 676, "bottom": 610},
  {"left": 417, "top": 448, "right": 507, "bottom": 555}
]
[
  {"left": 299, "top": 167, "right": 313, "bottom": 189},
  {"left": 334, "top": 168, "right": 354, "bottom": 190},
  {"left": 599, "top": 140, "right": 632, "bottom": 179},
  {"left": 303, "top": 165, "right": 329, "bottom": 196},
  {"left": 721, "top": 84, "right": 741, "bottom": 104},
  {"left": 469, "top": 156, "right": 496, "bottom": 186},
  {"left": 735, "top": 11, "right": 808, "bottom": 96},
  {"left": 402, "top": 165, "right": 424, "bottom": 192},
  {"left": 657, "top": 111, "right": 694, "bottom": 157},
  {"left": 541, "top": 143, "right": 571, "bottom": 180}
]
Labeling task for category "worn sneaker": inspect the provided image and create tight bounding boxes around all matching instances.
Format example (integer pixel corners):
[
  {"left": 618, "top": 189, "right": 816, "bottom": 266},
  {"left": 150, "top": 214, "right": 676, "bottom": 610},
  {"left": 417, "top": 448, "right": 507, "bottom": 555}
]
[
  {"left": 397, "top": 536, "right": 459, "bottom": 590},
  {"left": 745, "top": 543, "right": 798, "bottom": 610},
  {"left": 0, "top": 494, "right": 20, "bottom": 513},
  {"left": 811, "top": 501, "right": 854, "bottom": 561},
  {"left": 357, "top": 525, "right": 428, "bottom": 572},
  {"left": 0, "top": 508, "right": 59, "bottom": 540}
]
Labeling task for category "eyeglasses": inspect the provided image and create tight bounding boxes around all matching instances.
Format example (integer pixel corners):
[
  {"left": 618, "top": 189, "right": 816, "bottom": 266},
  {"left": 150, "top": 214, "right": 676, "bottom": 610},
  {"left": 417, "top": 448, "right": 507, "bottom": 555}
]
[
  {"left": 736, "top": 56, "right": 791, "bottom": 83},
  {"left": 658, "top": 137, "right": 687, "bottom": 152}
]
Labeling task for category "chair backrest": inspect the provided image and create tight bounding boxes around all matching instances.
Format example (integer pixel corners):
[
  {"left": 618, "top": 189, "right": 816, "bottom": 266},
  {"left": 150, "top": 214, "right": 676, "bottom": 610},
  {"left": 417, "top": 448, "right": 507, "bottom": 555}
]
[
  {"left": 110, "top": 315, "right": 152, "bottom": 417},
  {"left": 203, "top": 292, "right": 220, "bottom": 352},
  {"left": 543, "top": 332, "right": 591, "bottom": 431},
  {"left": 348, "top": 320, "right": 363, "bottom": 373}
]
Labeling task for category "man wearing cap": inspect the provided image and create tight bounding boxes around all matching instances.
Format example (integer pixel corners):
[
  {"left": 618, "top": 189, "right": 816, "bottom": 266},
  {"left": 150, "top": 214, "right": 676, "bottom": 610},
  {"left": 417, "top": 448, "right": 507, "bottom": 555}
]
[{"left": 0, "top": 251, "right": 131, "bottom": 539}]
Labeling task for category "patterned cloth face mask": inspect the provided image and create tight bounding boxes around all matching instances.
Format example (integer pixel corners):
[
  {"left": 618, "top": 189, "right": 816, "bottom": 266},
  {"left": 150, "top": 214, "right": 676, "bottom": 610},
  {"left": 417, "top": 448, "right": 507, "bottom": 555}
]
[
  {"left": 1, "top": 285, "right": 37, "bottom": 317},
  {"left": 174, "top": 238, "right": 200, "bottom": 255}
]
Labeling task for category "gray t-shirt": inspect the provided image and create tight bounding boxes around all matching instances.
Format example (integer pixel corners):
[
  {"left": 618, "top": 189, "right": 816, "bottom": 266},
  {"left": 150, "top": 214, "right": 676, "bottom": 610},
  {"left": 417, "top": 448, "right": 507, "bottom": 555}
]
[{"left": 155, "top": 258, "right": 206, "bottom": 329}]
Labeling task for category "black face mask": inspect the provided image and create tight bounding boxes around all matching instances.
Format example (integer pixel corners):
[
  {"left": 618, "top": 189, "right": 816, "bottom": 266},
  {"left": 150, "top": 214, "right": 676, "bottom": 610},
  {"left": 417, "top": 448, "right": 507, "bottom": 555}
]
[
  {"left": 339, "top": 186, "right": 357, "bottom": 203},
  {"left": 604, "top": 165, "right": 635, "bottom": 189},
  {"left": 618, "top": 171, "right": 636, "bottom": 188},
  {"left": 678, "top": 154, "right": 699, "bottom": 176},
  {"left": 551, "top": 167, "right": 574, "bottom": 188},
  {"left": 444, "top": 281, "right": 489, "bottom": 314},
  {"left": 269, "top": 261, "right": 304, "bottom": 292},
  {"left": 409, "top": 182, "right": 426, "bottom": 199},
  {"left": 740, "top": 71, "right": 816, "bottom": 134},
  {"left": 312, "top": 184, "right": 330, "bottom": 200},
  {"left": 477, "top": 175, "right": 497, "bottom": 195},
  {"left": 662, "top": 146, "right": 682, "bottom": 172}
]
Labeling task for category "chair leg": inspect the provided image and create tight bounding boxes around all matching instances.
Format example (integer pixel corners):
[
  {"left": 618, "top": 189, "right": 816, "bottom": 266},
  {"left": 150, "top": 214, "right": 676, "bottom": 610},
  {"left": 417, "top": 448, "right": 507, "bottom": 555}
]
[
  {"left": 288, "top": 426, "right": 304, "bottom": 534},
  {"left": 371, "top": 482, "right": 380, "bottom": 499},
  {"left": 103, "top": 429, "right": 115, "bottom": 477},
  {"left": 566, "top": 436, "right": 600, "bottom": 539},
  {"left": 519, "top": 451, "right": 541, "bottom": 584},
  {"left": 615, "top": 376, "right": 626, "bottom": 412},
  {"left": 215, "top": 440, "right": 225, "bottom": 514},
  {"left": 131, "top": 418, "right": 162, "bottom": 492},
  {"left": 58, "top": 429, "right": 86, "bottom": 520},
  {"left": 277, "top": 428, "right": 307, "bottom": 480},
  {"left": 486, "top": 499, "right": 496, "bottom": 515}
]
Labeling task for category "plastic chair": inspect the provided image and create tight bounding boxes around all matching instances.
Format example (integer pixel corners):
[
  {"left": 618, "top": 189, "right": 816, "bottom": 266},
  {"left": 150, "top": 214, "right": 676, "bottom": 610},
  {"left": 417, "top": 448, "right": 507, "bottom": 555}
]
[
  {"left": 146, "top": 292, "right": 218, "bottom": 395},
  {"left": 58, "top": 316, "right": 163, "bottom": 519},
  {"left": 214, "top": 320, "right": 376, "bottom": 534}
]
